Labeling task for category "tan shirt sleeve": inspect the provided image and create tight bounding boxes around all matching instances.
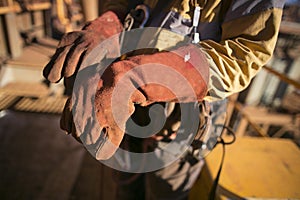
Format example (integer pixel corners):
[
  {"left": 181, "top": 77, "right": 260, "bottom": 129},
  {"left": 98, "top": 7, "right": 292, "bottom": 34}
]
[{"left": 201, "top": 8, "right": 283, "bottom": 101}]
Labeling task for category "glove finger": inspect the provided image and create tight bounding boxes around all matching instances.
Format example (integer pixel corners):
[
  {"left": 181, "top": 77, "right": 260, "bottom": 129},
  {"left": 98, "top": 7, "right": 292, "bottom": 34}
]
[
  {"left": 57, "top": 31, "right": 83, "bottom": 48},
  {"left": 95, "top": 130, "right": 120, "bottom": 160},
  {"left": 60, "top": 94, "right": 83, "bottom": 143},
  {"left": 64, "top": 42, "right": 88, "bottom": 78},
  {"left": 60, "top": 97, "right": 73, "bottom": 133},
  {"left": 43, "top": 31, "right": 84, "bottom": 82},
  {"left": 43, "top": 47, "right": 64, "bottom": 81},
  {"left": 72, "top": 119, "right": 82, "bottom": 143},
  {"left": 44, "top": 45, "right": 72, "bottom": 83},
  {"left": 64, "top": 74, "right": 76, "bottom": 96},
  {"left": 73, "top": 73, "right": 100, "bottom": 139}
]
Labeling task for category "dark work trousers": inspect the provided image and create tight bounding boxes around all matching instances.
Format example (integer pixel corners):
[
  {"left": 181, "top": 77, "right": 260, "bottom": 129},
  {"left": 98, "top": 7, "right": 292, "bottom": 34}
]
[
  {"left": 103, "top": 136, "right": 204, "bottom": 200},
  {"left": 101, "top": 103, "right": 206, "bottom": 200}
]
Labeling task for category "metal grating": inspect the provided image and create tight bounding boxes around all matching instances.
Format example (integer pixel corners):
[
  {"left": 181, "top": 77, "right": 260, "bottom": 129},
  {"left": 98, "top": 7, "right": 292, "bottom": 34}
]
[
  {"left": 14, "top": 96, "right": 67, "bottom": 114},
  {"left": 0, "top": 93, "right": 20, "bottom": 110},
  {"left": 0, "top": 82, "right": 67, "bottom": 114},
  {"left": 0, "top": 82, "right": 50, "bottom": 98}
]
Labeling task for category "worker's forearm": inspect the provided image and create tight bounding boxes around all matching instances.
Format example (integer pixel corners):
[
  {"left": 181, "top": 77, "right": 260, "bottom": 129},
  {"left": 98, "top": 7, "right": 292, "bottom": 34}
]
[{"left": 201, "top": 7, "right": 284, "bottom": 101}]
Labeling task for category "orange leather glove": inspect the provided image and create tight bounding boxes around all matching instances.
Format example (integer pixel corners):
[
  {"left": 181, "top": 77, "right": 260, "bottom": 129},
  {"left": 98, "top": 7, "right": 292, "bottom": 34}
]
[
  {"left": 43, "top": 11, "right": 123, "bottom": 83},
  {"left": 61, "top": 44, "right": 209, "bottom": 160}
]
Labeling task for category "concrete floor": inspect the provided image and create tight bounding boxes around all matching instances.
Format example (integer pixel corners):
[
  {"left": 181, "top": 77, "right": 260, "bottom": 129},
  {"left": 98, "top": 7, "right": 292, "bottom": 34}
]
[{"left": 0, "top": 110, "right": 105, "bottom": 200}]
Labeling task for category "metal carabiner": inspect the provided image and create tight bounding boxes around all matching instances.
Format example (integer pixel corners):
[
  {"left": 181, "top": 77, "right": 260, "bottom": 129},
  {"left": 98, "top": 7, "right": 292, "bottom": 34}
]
[
  {"left": 134, "top": 4, "right": 150, "bottom": 28},
  {"left": 123, "top": 4, "right": 150, "bottom": 31},
  {"left": 120, "top": 4, "right": 150, "bottom": 60}
]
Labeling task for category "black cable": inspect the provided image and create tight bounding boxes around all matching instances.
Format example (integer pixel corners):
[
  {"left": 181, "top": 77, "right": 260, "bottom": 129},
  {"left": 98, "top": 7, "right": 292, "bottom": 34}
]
[{"left": 208, "top": 125, "right": 236, "bottom": 200}]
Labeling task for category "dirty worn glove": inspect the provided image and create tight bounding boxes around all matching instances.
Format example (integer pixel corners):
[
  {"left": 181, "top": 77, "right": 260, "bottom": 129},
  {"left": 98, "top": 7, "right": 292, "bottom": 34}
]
[
  {"left": 43, "top": 11, "right": 123, "bottom": 83},
  {"left": 61, "top": 44, "right": 210, "bottom": 160}
]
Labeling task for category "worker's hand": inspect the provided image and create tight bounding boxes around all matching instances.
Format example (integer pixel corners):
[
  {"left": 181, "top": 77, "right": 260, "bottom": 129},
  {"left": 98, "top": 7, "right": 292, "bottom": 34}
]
[
  {"left": 43, "top": 11, "right": 123, "bottom": 83},
  {"left": 61, "top": 44, "right": 210, "bottom": 160}
]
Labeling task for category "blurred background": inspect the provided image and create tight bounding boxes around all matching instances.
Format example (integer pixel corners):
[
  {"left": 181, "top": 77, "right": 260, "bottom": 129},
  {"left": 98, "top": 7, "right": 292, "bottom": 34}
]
[{"left": 0, "top": 0, "right": 299, "bottom": 199}]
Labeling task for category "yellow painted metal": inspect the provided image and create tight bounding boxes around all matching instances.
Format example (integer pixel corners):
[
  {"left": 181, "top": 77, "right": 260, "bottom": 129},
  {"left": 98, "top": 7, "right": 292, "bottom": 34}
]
[{"left": 189, "top": 137, "right": 300, "bottom": 200}]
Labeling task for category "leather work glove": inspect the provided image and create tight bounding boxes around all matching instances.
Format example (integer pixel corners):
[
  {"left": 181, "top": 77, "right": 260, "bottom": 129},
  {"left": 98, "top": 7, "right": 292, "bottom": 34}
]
[
  {"left": 61, "top": 44, "right": 210, "bottom": 160},
  {"left": 43, "top": 11, "right": 123, "bottom": 83}
]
